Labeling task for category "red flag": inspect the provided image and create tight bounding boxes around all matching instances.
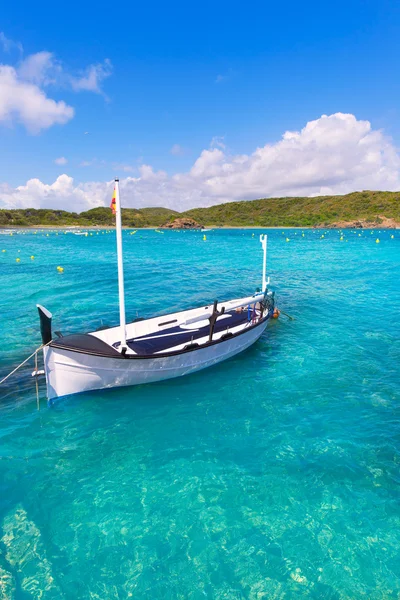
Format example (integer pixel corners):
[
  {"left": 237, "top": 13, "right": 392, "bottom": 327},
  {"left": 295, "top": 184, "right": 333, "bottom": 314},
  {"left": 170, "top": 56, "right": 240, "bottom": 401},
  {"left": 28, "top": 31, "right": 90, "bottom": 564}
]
[{"left": 110, "top": 188, "right": 116, "bottom": 215}]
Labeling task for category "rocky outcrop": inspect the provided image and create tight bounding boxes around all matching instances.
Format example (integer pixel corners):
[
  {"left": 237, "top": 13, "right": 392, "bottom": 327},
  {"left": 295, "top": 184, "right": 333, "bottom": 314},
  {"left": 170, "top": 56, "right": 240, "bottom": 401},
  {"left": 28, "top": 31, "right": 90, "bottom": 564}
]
[
  {"left": 162, "top": 217, "right": 203, "bottom": 229},
  {"left": 315, "top": 215, "right": 400, "bottom": 229}
]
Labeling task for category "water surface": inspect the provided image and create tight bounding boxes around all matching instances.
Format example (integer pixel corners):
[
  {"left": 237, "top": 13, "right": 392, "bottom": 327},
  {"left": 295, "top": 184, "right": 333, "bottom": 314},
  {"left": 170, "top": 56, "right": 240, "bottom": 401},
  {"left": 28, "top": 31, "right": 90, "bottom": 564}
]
[{"left": 0, "top": 228, "right": 399, "bottom": 598}]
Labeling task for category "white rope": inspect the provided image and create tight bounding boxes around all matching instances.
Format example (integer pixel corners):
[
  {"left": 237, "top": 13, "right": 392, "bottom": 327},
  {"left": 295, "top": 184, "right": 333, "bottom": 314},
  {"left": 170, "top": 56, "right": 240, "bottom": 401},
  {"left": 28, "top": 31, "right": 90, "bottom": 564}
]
[
  {"left": 35, "top": 348, "right": 40, "bottom": 410},
  {"left": 0, "top": 341, "right": 51, "bottom": 386}
]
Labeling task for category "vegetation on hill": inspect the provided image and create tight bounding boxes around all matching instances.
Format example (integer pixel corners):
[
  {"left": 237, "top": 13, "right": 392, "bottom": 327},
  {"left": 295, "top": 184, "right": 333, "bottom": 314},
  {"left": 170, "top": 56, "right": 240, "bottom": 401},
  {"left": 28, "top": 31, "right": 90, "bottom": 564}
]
[
  {"left": 0, "top": 207, "right": 178, "bottom": 228},
  {"left": 0, "top": 191, "right": 399, "bottom": 228},
  {"left": 182, "top": 191, "right": 400, "bottom": 227}
]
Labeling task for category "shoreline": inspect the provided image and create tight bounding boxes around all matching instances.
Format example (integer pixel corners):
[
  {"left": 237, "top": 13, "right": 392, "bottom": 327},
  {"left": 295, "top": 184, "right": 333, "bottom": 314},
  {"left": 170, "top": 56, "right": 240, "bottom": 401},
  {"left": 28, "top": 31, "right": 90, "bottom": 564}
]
[{"left": 1, "top": 224, "right": 399, "bottom": 231}]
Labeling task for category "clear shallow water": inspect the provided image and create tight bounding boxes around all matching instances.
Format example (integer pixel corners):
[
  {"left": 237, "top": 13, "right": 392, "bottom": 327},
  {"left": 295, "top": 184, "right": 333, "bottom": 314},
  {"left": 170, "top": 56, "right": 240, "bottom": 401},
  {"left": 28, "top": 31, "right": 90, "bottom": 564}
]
[{"left": 0, "top": 227, "right": 399, "bottom": 599}]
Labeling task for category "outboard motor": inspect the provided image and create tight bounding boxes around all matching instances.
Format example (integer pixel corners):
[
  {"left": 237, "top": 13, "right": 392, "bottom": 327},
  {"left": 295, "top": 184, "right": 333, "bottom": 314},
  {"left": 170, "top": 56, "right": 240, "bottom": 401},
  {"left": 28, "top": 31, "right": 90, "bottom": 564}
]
[{"left": 37, "top": 304, "right": 53, "bottom": 344}]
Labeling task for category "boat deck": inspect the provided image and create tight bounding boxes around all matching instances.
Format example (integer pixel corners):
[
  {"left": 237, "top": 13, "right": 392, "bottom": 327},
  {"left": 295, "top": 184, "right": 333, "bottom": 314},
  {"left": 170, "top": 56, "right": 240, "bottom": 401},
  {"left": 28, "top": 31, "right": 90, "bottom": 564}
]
[{"left": 115, "top": 308, "right": 257, "bottom": 355}]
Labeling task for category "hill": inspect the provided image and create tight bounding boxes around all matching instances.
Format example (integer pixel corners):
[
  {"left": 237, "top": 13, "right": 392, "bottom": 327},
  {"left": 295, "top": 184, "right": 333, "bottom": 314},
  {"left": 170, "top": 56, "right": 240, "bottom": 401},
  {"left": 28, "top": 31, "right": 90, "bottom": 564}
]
[
  {"left": 181, "top": 191, "right": 400, "bottom": 227},
  {"left": 0, "top": 191, "right": 399, "bottom": 228},
  {"left": 0, "top": 206, "right": 179, "bottom": 228}
]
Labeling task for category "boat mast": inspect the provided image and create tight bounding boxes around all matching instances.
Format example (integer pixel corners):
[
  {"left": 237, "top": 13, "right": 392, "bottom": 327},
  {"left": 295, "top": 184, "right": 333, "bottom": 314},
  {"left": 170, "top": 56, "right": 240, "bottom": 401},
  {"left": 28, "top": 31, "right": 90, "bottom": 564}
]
[
  {"left": 114, "top": 178, "right": 127, "bottom": 351},
  {"left": 260, "top": 234, "right": 269, "bottom": 292}
]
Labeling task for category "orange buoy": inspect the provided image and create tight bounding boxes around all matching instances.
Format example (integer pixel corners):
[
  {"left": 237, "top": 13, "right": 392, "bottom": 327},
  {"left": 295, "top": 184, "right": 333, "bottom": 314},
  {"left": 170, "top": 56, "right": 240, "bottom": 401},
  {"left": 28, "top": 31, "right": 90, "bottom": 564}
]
[{"left": 272, "top": 308, "right": 280, "bottom": 319}]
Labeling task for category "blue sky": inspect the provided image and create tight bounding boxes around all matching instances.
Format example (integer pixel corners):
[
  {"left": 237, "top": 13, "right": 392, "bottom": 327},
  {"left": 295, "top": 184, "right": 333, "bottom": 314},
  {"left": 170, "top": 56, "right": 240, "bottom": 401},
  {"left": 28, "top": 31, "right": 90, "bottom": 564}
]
[{"left": 1, "top": 0, "right": 400, "bottom": 211}]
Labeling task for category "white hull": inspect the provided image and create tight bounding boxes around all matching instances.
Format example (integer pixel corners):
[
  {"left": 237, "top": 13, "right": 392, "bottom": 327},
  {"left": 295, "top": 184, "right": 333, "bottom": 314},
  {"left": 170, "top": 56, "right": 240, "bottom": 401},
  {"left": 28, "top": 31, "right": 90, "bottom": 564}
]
[{"left": 43, "top": 319, "right": 268, "bottom": 400}]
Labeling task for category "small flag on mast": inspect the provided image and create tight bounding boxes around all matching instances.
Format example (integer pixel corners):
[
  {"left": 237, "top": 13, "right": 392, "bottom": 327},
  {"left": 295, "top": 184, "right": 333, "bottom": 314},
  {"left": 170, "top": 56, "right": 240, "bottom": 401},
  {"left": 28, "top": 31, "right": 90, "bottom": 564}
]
[{"left": 110, "top": 188, "right": 116, "bottom": 214}]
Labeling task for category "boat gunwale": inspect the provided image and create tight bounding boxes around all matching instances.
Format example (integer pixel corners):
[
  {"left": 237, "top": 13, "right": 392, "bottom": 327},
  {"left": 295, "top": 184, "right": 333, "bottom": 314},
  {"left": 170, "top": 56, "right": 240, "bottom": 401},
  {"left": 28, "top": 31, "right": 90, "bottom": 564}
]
[{"left": 48, "top": 313, "right": 270, "bottom": 360}]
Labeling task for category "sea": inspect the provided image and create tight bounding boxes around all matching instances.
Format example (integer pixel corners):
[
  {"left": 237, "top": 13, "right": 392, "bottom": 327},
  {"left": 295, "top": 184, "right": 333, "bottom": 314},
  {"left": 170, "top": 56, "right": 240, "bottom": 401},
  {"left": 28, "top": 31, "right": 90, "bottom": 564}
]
[{"left": 0, "top": 227, "right": 399, "bottom": 599}]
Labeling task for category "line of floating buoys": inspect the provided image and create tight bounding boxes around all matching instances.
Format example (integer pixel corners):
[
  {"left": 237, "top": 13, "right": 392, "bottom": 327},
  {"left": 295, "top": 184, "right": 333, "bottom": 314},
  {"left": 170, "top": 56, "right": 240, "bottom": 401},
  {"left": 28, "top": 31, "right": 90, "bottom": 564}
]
[{"left": 57, "top": 266, "right": 64, "bottom": 273}]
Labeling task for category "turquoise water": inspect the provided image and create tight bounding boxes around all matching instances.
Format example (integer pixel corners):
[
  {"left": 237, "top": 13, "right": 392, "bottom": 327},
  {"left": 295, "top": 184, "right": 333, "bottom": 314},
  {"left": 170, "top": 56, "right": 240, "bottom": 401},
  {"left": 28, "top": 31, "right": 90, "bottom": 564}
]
[{"left": 0, "top": 227, "right": 399, "bottom": 599}]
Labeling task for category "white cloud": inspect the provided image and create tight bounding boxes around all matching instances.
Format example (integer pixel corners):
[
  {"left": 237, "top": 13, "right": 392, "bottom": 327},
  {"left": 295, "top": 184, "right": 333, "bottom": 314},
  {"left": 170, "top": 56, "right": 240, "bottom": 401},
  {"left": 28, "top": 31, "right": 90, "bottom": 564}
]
[
  {"left": 18, "top": 51, "right": 60, "bottom": 86},
  {"left": 115, "top": 164, "right": 136, "bottom": 173},
  {"left": 54, "top": 157, "right": 67, "bottom": 165},
  {"left": 79, "top": 158, "right": 107, "bottom": 168},
  {"left": 170, "top": 144, "right": 184, "bottom": 156},
  {"left": 70, "top": 59, "right": 112, "bottom": 95},
  {"left": 0, "top": 34, "right": 113, "bottom": 132},
  {"left": 16, "top": 51, "right": 112, "bottom": 96},
  {"left": 210, "top": 135, "right": 226, "bottom": 150},
  {"left": 0, "top": 32, "right": 23, "bottom": 54},
  {"left": 0, "top": 65, "right": 74, "bottom": 133},
  {"left": 0, "top": 174, "right": 109, "bottom": 212},
  {"left": 1, "top": 113, "right": 400, "bottom": 211}
]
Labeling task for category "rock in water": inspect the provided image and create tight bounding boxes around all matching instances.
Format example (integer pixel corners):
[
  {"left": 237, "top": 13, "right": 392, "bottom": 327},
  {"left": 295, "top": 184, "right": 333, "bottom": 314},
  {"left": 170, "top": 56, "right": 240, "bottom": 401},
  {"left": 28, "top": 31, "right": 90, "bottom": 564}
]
[
  {"left": 1, "top": 506, "right": 61, "bottom": 598},
  {"left": 161, "top": 218, "right": 203, "bottom": 230},
  {"left": 0, "top": 566, "right": 15, "bottom": 599},
  {"left": 314, "top": 215, "right": 400, "bottom": 229}
]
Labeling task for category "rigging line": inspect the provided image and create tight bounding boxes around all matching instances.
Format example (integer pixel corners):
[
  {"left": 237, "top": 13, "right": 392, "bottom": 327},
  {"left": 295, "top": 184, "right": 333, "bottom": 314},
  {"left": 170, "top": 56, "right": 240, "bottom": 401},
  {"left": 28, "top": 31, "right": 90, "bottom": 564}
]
[
  {"left": 280, "top": 310, "right": 295, "bottom": 321},
  {"left": 35, "top": 350, "right": 40, "bottom": 411},
  {"left": 0, "top": 341, "right": 51, "bottom": 386}
]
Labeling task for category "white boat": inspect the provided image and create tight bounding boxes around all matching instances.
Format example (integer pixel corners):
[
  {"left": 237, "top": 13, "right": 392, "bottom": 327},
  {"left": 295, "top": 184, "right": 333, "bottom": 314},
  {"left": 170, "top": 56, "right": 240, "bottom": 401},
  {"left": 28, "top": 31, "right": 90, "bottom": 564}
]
[{"left": 37, "top": 179, "right": 275, "bottom": 400}]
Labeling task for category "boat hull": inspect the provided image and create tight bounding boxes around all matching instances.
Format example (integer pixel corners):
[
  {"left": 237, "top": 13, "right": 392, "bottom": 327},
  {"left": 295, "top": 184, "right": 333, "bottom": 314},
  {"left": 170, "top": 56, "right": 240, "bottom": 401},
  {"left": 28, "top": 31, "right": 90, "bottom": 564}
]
[{"left": 43, "top": 319, "right": 269, "bottom": 400}]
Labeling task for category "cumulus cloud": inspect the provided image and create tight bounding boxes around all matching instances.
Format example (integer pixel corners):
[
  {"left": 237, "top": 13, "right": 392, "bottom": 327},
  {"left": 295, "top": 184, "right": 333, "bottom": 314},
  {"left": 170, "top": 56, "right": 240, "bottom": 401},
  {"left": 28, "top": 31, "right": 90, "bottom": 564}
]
[
  {"left": 54, "top": 157, "right": 67, "bottom": 165},
  {"left": 0, "top": 174, "right": 109, "bottom": 212},
  {"left": 70, "top": 59, "right": 112, "bottom": 95},
  {"left": 18, "top": 51, "right": 61, "bottom": 86},
  {"left": 0, "top": 65, "right": 74, "bottom": 133},
  {"left": 1, "top": 113, "right": 400, "bottom": 211},
  {"left": 0, "top": 34, "right": 113, "bottom": 132},
  {"left": 16, "top": 51, "right": 112, "bottom": 95}
]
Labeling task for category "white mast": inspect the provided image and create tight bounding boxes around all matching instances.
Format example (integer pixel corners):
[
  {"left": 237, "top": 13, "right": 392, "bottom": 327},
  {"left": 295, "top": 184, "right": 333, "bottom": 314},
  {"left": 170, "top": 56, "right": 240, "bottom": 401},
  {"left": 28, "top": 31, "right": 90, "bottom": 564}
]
[
  {"left": 259, "top": 234, "right": 269, "bottom": 292},
  {"left": 114, "top": 178, "right": 127, "bottom": 351}
]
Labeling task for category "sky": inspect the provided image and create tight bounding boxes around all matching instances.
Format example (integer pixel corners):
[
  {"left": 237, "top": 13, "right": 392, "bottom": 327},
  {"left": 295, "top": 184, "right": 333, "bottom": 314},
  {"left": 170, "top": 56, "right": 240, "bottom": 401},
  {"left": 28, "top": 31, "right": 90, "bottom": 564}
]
[{"left": 1, "top": 0, "right": 400, "bottom": 212}]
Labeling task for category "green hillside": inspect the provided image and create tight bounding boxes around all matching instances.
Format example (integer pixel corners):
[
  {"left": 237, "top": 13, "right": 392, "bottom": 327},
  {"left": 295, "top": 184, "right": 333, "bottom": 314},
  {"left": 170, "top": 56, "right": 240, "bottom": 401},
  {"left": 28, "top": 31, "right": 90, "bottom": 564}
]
[
  {"left": 181, "top": 191, "right": 400, "bottom": 227},
  {"left": 0, "top": 206, "right": 179, "bottom": 228},
  {"left": 0, "top": 191, "right": 399, "bottom": 228}
]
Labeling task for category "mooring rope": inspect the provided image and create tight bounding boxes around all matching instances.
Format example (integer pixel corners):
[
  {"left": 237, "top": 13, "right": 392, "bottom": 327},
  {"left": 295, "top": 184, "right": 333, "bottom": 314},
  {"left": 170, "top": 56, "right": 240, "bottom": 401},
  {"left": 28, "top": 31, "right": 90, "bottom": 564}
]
[
  {"left": 279, "top": 310, "right": 295, "bottom": 321},
  {"left": 0, "top": 341, "right": 51, "bottom": 386}
]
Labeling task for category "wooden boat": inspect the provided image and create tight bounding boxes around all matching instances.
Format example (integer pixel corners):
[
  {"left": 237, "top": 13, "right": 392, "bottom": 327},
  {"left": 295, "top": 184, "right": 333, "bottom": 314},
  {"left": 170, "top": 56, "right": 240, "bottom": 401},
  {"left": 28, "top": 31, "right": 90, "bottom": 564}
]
[{"left": 37, "top": 179, "right": 275, "bottom": 399}]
